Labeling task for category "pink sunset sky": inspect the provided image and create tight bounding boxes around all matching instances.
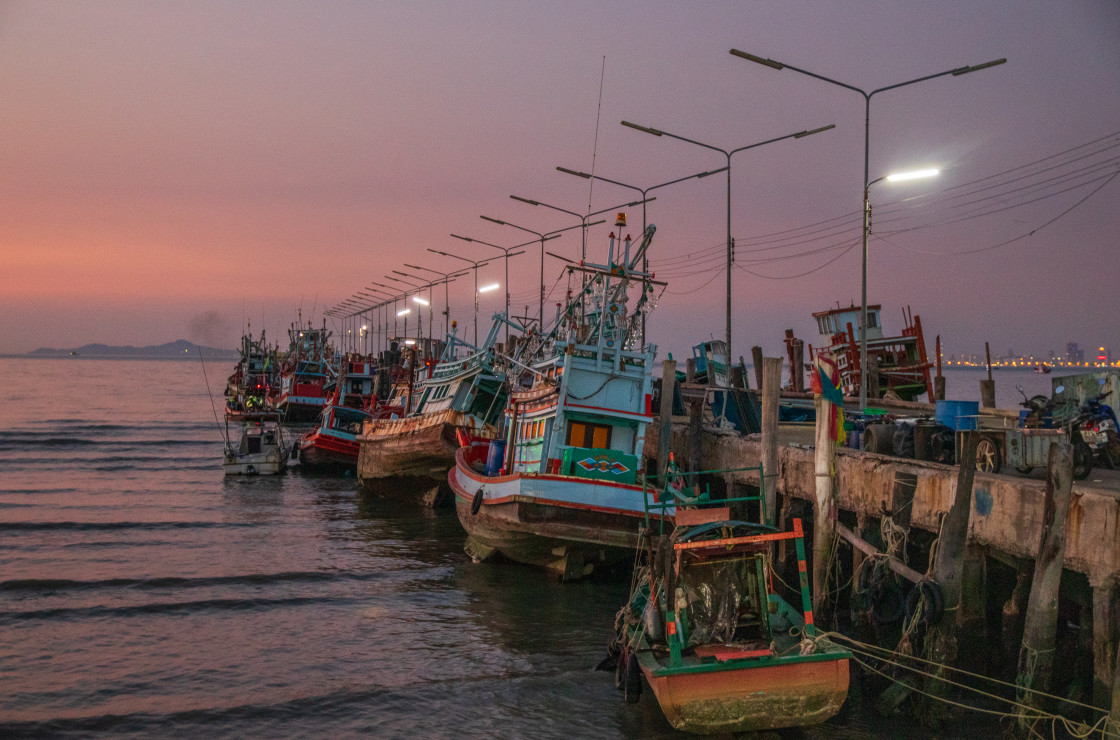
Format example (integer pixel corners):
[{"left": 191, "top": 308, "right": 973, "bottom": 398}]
[{"left": 1, "top": 2, "right": 1117, "bottom": 360}]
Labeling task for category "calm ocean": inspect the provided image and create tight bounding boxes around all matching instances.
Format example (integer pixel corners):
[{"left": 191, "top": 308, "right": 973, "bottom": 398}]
[{"left": 0, "top": 357, "right": 1002, "bottom": 738}]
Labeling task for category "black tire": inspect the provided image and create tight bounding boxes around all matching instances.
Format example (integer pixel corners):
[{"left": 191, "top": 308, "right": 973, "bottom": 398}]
[
  {"left": 623, "top": 652, "right": 642, "bottom": 703},
  {"left": 870, "top": 580, "right": 905, "bottom": 626},
  {"left": 470, "top": 488, "right": 484, "bottom": 515},
  {"left": 1014, "top": 465, "right": 1033, "bottom": 475},
  {"left": 1072, "top": 440, "right": 1094, "bottom": 480},
  {"left": 975, "top": 438, "right": 1001, "bottom": 473},
  {"left": 929, "top": 427, "right": 955, "bottom": 464},
  {"left": 615, "top": 645, "right": 627, "bottom": 690},
  {"left": 905, "top": 580, "right": 944, "bottom": 629},
  {"left": 893, "top": 422, "right": 916, "bottom": 459}
]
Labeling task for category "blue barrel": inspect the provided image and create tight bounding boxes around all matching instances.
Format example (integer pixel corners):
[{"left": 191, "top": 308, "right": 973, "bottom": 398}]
[
  {"left": 935, "top": 400, "right": 979, "bottom": 431},
  {"left": 485, "top": 440, "right": 506, "bottom": 476}
]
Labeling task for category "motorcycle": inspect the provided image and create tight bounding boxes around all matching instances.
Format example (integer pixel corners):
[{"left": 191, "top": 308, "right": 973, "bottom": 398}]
[{"left": 1071, "top": 378, "right": 1120, "bottom": 469}]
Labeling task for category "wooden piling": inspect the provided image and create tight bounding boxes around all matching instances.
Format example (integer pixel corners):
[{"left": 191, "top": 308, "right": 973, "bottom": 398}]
[
  {"left": 934, "top": 335, "right": 946, "bottom": 400},
  {"left": 812, "top": 358, "right": 836, "bottom": 625},
  {"left": 656, "top": 359, "right": 677, "bottom": 479},
  {"left": 751, "top": 345, "right": 763, "bottom": 389},
  {"left": 1017, "top": 440, "right": 1074, "bottom": 714},
  {"left": 867, "top": 355, "right": 881, "bottom": 400},
  {"left": 685, "top": 358, "right": 696, "bottom": 384},
  {"left": 925, "top": 431, "right": 979, "bottom": 700},
  {"left": 792, "top": 340, "right": 805, "bottom": 392},
  {"left": 730, "top": 365, "right": 745, "bottom": 390},
  {"left": 761, "top": 357, "right": 781, "bottom": 526},
  {"left": 687, "top": 398, "right": 704, "bottom": 474},
  {"left": 1111, "top": 641, "right": 1120, "bottom": 727},
  {"left": 1093, "top": 580, "right": 1119, "bottom": 710},
  {"left": 981, "top": 342, "right": 996, "bottom": 408}
]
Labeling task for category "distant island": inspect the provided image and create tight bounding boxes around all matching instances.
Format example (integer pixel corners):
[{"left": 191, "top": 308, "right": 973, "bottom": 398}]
[{"left": 27, "top": 339, "right": 238, "bottom": 359}]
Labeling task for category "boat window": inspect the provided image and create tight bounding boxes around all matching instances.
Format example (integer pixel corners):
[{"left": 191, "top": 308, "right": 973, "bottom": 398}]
[{"left": 566, "top": 421, "right": 612, "bottom": 449}]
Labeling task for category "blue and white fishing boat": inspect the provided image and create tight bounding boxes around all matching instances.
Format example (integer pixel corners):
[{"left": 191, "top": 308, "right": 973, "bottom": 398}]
[{"left": 448, "top": 220, "right": 670, "bottom": 579}]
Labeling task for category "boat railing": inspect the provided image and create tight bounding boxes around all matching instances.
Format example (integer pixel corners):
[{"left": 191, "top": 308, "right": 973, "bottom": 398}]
[{"left": 641, "top": 461, "right": 768, "bottom": 534}]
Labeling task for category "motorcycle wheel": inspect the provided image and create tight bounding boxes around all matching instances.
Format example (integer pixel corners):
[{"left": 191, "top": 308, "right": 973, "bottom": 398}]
[
  {"left": 1072, "top": 440, "right": 1094, "bottom": 480},
  {"left": 976, "top": 438, "right": 1001, "bottom": 474}
]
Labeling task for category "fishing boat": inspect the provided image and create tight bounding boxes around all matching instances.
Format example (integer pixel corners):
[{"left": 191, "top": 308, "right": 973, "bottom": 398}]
[
  {"left": 275, "top": 320, "right": 336, "bottom": 423},
  {"left": 448, "top": 219, "right": 667, "bottom": 579},
  {"left": 610, "top": 483, "right": 850, "bottom": 734},
  {"left": 808, "top": 303, "right": 933, "bottom": 402},
  {"left": 297, "top": 362, "right": 378, "bottom": 470},
  {"left": 223, "top": 415, "right": 290, "bottom": 476},
  {"left": 357, "top": 321, "right": 506, "bottom": 502},
  {"left": 225, "top": 328, "right": 280, "bottom": 423}
]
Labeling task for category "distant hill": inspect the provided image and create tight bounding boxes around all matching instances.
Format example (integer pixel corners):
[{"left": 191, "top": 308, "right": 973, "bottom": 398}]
[{"left": 28, "top": 339, "right": 238, "bottom": 359}]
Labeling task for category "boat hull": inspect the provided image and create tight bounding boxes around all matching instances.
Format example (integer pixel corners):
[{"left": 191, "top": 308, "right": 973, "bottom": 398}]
[
  {"left": 223, "top": 453, "right": 286, "bottom": 476},
  {"left": 277, "top": 396, "right": 328, "bottom": 424},
  {"left": 357, "top": 410, "right": 497, "bottom": 488},
  {"left": 638, "top": 648, "right": 850, "bottom": 735},
  {"left": 298, "top": 430, "right": 359, "bottom": 469},
  {"left": 448, "top": 448, "right": 662, "bottom": 578}
]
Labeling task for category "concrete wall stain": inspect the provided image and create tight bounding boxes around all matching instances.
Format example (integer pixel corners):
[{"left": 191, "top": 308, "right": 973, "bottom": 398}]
[{"left": 974, "top": 486, "right": 993, "bottom": 517}]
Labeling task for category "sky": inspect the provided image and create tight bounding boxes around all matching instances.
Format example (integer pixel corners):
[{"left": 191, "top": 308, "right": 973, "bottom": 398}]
[{"left": 1, "top": 1, "right": 1118, "bottom": 361}]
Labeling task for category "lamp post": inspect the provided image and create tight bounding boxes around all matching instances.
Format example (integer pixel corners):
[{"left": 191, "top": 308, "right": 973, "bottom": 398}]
[
  {"left": 387, "top": 274, "right": 425, "bottom": 351},
  {"left": 730, "top": 49, "right": 1005, "bottom": 409},
  {"left": 426, "top": 248, "right": 496, "bottom": 346},
  {"left": 553, "top": 166, "right": 728, "bottom": 344},
  {"left": 509, "top": 196, "right": 645, "bottom": 266},
  {"left": 449, "top": 234, "right": 529, "bottom": 347},
  {"left": 620, "top": 120, "right": 835, "bottom": 365},
  {"left": 478, "top": 216, "right": 588, "bottom": 329},
  {"left": 393, "top": 269, "right": 442, "bottom": 357},
  {"left": 403, "top": 264, "right": 468, "bottom": 340}
]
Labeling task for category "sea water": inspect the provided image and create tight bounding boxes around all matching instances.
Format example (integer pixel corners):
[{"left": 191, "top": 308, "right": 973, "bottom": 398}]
[{"left": 0, "top": 357, "right": 1000, "bottom": 738}]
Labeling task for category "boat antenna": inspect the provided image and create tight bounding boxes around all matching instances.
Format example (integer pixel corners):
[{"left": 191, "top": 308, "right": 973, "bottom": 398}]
[
  {"left": 585, "top": 55, "right": 606, "bottom": 214},
  {"left": 195, "top": 342, "right": 229, "bottom": 448}
]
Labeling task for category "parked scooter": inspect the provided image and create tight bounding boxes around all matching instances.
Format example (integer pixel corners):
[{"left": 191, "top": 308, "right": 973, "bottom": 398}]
[{"left": 1070, "top": 378, "right": 1120, "bottom": 469}]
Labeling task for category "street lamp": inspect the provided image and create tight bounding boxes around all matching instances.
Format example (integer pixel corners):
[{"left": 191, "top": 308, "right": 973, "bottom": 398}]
[
  {"left": 553, "top": 166, "right": 727, "bottom": 345},
  {"left": 478, "top": 216, "right": 588, "bottom": 328},
  {"left": 730, "top": 48, "right": 1005, "bottom": 409},
  {"left": 404, "top": 263, "right": 468, "bottom": 339},
  {"left": 621, "top": 120, "right": 835, "bottom": 366},
  {"left": 387, "top": 274, "right": 425, "bottom": 351},
  {"left": 509, "top": 196, "right": 644, "bottom": 266},
  {"left": 426, "top": 248, "right": 497, "bottom": 346},
  {"left": 449, "top": 233, "right": 529, "bottom": 347}
]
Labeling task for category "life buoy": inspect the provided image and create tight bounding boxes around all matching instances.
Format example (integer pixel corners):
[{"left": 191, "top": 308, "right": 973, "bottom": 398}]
[{"left": 470, "top": 488, "right": 484, "bottom": 515}]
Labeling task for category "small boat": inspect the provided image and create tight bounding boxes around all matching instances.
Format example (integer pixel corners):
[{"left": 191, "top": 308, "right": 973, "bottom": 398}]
[
  {"left": 610, "top": 486, "right": 850, "bottom": 734},
  {"left": 1034, "top": 363, "right": 1052, "bottom": 374},
  {"left": 297, "top": 376, "right": 377, "bottom": 471},
  {"left": 448, "top": 221, "right": 667, "bottom": 579},
  {"left": 223, "top": 416, "right": 290, "bottom": 476},
  {"left": 807, "top": 303, "right": 933, "bottom": 401}
]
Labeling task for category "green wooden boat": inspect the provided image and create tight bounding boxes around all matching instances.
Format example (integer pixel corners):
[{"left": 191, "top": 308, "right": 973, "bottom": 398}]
[{"left": 611, "top": 474, "right": 850, "bottom": 734}]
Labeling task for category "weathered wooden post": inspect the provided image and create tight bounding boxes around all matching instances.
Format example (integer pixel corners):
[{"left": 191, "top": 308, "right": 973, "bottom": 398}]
[
  {"left": 792, "top": 340, "right": 805, "bottom": 392},
  {"left": 1111, "top": 641, "right": 1120, "bottom": 728},
  {"left": 730, "top": 364, "right": 745, "bottom": 390},
  {"left": 687, "top": 398, "right": 704, "bottom": 474},
  {"left": 1017, "top": 440, "right": 1074, "bottom": 723},
  {"left": 867, "top": 355, "right": 881, "bottom": 400},
  {"left": 1093, "top": 579, "right": 1119, "bottom": 711},
  {"left": 761, "top": 357, "right": 781, "bottom": 526},
  {"left": 980, "top": 342, "right": 996, "bottom": 408},
  {"left": 751, "top": 345, "right": 764, "bottom": 389},
  {"left": 925, "top": 431, "right": 979, "bottom": 702},
  {"left": 934, "top": 335, "right": 946, "bottom": 401},
  {"left": 656, "top": 359, "right": 677, "bottom": 479},
  {"left": 685, "top": 358, "right": 696, "bottom": 384},
  {"left": 812, "top": 357, "right": 837, "bottom": 624}
]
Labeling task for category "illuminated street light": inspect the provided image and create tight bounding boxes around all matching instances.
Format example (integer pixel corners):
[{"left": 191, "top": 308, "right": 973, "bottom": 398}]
[{"left": 731, "top": 47, "right": 1004, "bottom": 408}]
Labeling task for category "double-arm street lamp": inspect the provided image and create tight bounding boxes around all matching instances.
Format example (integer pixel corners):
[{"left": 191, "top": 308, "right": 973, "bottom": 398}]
[
  {"left": 553, "top": 166, "right": 728, "bottom": 345},
  {"left": 403, "top": 264, "right": 468, "bottom": 340},
  {"left": 508, "top": 196, "right": 643, "bottom": 266},
  {"left": 478, "top": 216, "right": 589, "bottom": 329},
  {"left": 620, "top": 120, "right": 836, "bottom": 365},
  {"left": 730, "top": 48, "right": 1005, "bottom": 409},
  {"left": 448, "top": 234, "right": 529, "bottom": 347},
  {"left": 426, "top": 248, "right": 497, "bottom": 346}
]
